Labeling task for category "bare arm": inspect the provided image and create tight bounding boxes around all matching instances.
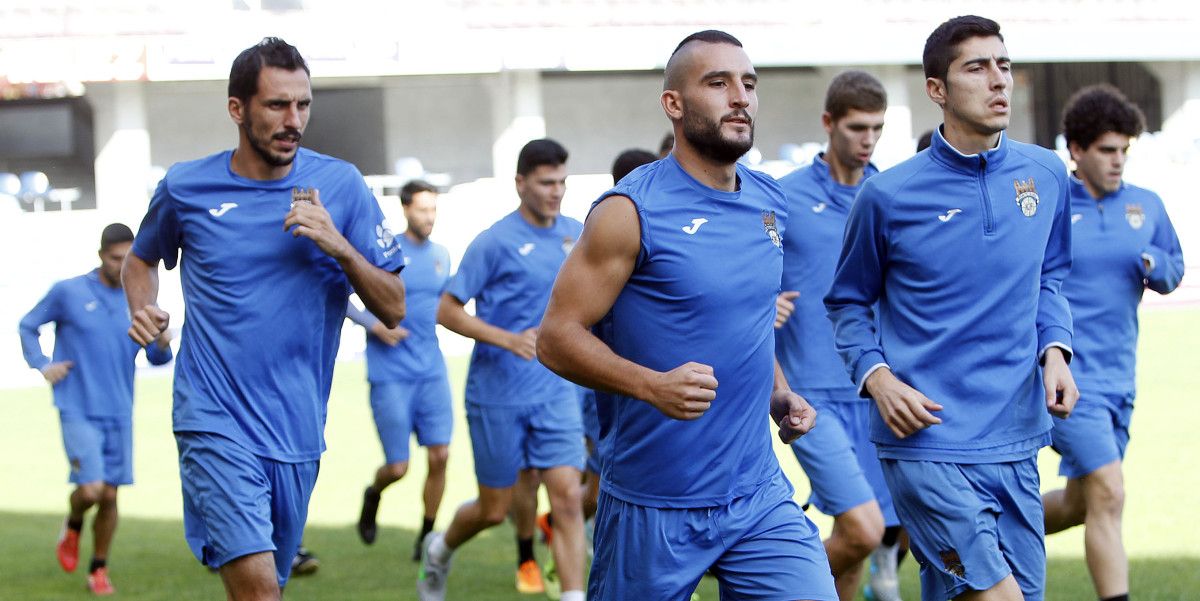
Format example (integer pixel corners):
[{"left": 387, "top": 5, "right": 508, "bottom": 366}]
[
  {"left": 122, "top": 252, "right": 170, "bottom": 346},
  {"left": 537, "top": 196, "right": 717, "bottom": 420},
  {"left": 770, "top": 358, "right": 817, "bottom": 443},
  {"left": 437, "top": 293, "right": 535, "bottom": 360},
  {"left": 283, "top": 189, "right": 406, "bottom": 327}
]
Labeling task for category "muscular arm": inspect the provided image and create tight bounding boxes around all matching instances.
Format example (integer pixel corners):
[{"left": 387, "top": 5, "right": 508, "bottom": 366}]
[
  {"left": 537, "top": 196, "right": 716, "bottom": 420},
  {"left": 284, "top": 189, "right": 406, "bottom": 327},
  {"left": 122, "top": 253, "right": 170, "bottom": 346}
]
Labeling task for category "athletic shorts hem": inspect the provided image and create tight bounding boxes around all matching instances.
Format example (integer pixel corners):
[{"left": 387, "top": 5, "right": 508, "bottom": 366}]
[
  {"left": 205, "top": 543, "right": 276, "bottom": 569},
  {"left": 943, "top": 566, "right": 1012, "bottom": 600}
]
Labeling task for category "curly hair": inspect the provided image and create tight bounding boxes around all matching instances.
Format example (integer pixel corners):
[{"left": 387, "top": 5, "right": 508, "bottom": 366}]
[{"left": 1061, "top": 84, "right": 1146, "bottom": 149}]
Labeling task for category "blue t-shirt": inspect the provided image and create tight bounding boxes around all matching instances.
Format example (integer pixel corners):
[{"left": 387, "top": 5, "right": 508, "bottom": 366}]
[
  {"left": 826, "top": 130, "right": 1074, "bottom": 463},
  {"left": 132, "top": 148, "right": 405, "bottom": 462},
  {"left": 592, "top": 155, "right": 787, "bottom": 508},
  {"left": 349, "top": 235, "right": 451, "bottom": 383},
  {"left": 19, "top": 269, "right": 173, "bottom": 417},
  {"left": 775, "top": 155, "right": 878, "bottom": 401},
  {"left": 446, "top": 210, "right": 582, "bottom": 407},
  {"left": 1063, "top": 177, "right": 1184, "bottom": 395}
]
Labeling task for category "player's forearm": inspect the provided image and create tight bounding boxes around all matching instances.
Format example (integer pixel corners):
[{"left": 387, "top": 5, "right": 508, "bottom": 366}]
[
  {"left": 122, "top": 253, "right": 160, "bottom": 313},
  {"left": 436, "top": 295, "right": 516, "bottom": 349},
  {"left": 340, "top": 251, "right": 405, "bottom": 328},
  {"left": 773, "top": 359, "right": 791, "bottom": 393},
  {"left": 538, "top": 318, "right": 663, "bottom": 403}
]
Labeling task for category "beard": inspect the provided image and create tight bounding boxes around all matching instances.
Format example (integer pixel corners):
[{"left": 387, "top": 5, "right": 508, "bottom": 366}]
[
  {"left": 682, "top": 109, "right": 754, "bottom": 164},
  {"left": 243, "top": 113, "right": 302, "bottom": 168}
]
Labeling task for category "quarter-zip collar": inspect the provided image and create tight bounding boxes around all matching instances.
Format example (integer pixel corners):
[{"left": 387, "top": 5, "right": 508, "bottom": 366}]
[{"left": 927, "top": 126, "right": 1008, "bottom": 175}]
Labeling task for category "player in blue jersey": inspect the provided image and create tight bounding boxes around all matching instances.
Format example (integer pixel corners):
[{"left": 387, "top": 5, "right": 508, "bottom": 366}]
[
  {"left": 122, "top": 38, "right": 406, "bottom": 601},
  {"left": 775, "top": 71, "right": 908, "bottom": 601},
  {"left": 19, "top": 223, "right": 173, "bottom": 596},
  {"left": 1042, "top": 85, "right": 1184, "bottom": 601},
  {"left": 825, "top": 16, "right": 1079, "bottom": 601},
  {"left": 535, "top": 147, "right": 658, "bottom": 558},
  {"left": 417, "top": 138, "right": 586, "bottom": 601},
  {"left": 347, "top": 179, "right": 454, "bottom": 560},
  {"left": 536, "top": 30, "right": 836, "bottom": 601}
]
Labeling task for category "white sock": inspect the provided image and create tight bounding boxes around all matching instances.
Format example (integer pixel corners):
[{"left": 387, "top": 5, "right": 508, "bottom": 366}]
[
  {"left": 561, "top": 591, "right": 585, "bottom": 601},
  {"left": 428, "top": 533, "right": 452, "bottom": 564}
]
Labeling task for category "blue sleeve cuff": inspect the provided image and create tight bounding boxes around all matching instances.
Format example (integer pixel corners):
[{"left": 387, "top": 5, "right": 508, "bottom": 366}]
[
  {"left": 1038, "top": 331, "right": 1073, "bottom": 364},
  {"left": 853, "top": 349, "right": 888, "bottom": 394}
]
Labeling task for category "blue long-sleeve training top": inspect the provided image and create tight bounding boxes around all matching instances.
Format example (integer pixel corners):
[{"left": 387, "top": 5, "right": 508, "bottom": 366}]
[
  {"left": 19, "top": 269, "right": 173, "bottom": 417},
  {"left": 825, "top": 129, "right": 1074, "bottom": 462},
  {"left": 1063, "top": 176, "right": 1184, "bottom": 396}
]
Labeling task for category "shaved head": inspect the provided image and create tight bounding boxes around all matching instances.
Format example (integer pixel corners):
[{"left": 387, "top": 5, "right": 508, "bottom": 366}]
[{"left": 664, "top": 30, "right": 744, "bottom": 91}]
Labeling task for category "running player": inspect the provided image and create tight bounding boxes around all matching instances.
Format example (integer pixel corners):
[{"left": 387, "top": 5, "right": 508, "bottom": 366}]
[
  {"left": 774, "top": 70, "right": 906, "bottom": 601},
  {"left": 349, "top": 179, "right": 453, "bottom": 560},
  {"left": 417, "top": 138, "right": 586, "bottom": 601},
  {"left": 536, "top": 30, "right": 836, "bottom": 600},
  {"left": 1042, "top": 84, "right": 1184, "bottom": 601},
  {"left": 19, "top": 223, "right": 173, "bottom": 596},
  {"left": 536, "top": 146, "right": 658, "bottom": 555},
  {"left": 123, "top": 37, "right": 406, "bottom": 599},
  {"left": 825, "top": 16, "right": 1078, "bottom": 601}
]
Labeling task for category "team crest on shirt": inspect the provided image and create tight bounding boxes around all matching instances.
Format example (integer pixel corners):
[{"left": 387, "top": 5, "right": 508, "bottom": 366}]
[
  {"left": 377, "top": 220, "right": 400, "bottom": 257},
  {"left": 561, "top": 236, "right": 576, "bottom": 254},
  {"left": 762, "top": 211, "right": 782, "bottom": 248},
  {"left": 1125, "top": 204, "right": 1146, "bottom": 230},
  {"left": 1013, "top": 178, "right": 1039, "bottom": 217}
]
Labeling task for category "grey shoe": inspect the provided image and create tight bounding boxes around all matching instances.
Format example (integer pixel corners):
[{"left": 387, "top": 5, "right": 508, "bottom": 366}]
[
  {"left": 417, "top": 532, "right": 451, "bottom": 601},
  {"left": 865, "top": 542, "right": 902, "bottom": 601}
]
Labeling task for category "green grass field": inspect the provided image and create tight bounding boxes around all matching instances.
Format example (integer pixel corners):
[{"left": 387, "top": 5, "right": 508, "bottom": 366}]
[{"left": 3, "top": 308, "right": 1198, "bottom": 600}]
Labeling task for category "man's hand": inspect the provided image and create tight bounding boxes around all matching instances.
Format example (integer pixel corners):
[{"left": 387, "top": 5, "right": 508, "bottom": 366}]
[
  {"left": 864, "top": 367, "right": 943, "bottom": 438},
  {"left": 645, "top": 362, "right": 718, "bottom": 420},
  {"left": 129, "top": 305, "right": 170, "bottom": 346},
  {"left": 369, "top": 322, "right": 409, "bottom": 347},
  {"left": 774, "top": 291, "right": 800, "bottom": 329},
  {"left": 41, "top": 361, "right": 74, "bottom": 385},
  {"left": 1043, "top": 347, "right": 1079, "bottom": 418},
  {"left": 505, "top": 328, "right": 538, "bottom": 360},
  {"left": 770, "top": 388, "right": 817, "bottom": 444},
  {"left": 154, "top": 329, "right": 173, "bottom": 350},
  {"left": 283, "top": 188, "right": 352, "bottom": 260}
]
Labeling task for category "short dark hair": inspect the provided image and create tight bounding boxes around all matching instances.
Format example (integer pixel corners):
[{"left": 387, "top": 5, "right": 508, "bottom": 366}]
[
  {"left": 228, "top": 37, "right": 310, "bottom": 102},
  {"left": 923, "top": 16, "right": 1003, "bottom": 81},
  {"left": 516, "top": 138, "right": 568, "bottom": 176},
  {"left": 825, "top": 70, "right": 887, "bottom": 121},
  {"left": 670, "top": 29, "right": 743, "bottom": 58},
  {"left": 100, "top": 223, "right": 134, "bottom": 250},
  {"left": 1062, "top": 84, "right": 1146, "bottom": 149},
  {"left": 399, "top": 179, "right": 437, "bottom": 206},
  {"left": 916, "top": 129, "right": 935, "bottom": 152},
  {"left": 611, "top": 149, "right": 657, "bottom": 183}
]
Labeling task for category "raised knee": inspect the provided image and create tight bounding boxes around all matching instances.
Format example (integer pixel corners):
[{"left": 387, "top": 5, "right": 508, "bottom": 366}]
[
  {"left": 838, "top": 512, "right": 885, "bottom": 558},
  {"left": 1089, "top": 479, "right": 1125, "bottom": 515},
  {"left": 426, "top": 447, "right": 449, "bottom": 472},
  {"left": 383, "top": 461, "right": 409, "bottom": 481},
  {"left": 77, "top": 483, "right": 103, "bottom": 506},
  {"left": 481, "top": 507, "right": 508, "bottom": 527}
]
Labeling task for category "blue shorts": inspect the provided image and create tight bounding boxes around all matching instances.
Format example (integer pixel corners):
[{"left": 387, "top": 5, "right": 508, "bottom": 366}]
[
  {"left": 579, "top": 387, "right": 601, "bottom": 474},
  {"left": 881, "top": 457, "right": 1045, "bottom": 601},
  {"left": 466, "top": 398, "right": 583, "bottom": 489},
  {"left": 370, "top": 378, "right": 453, "bottom": 464},
  {"left": 176, "top": 431, "right": 320, "bottom": 589},
  {"left": 790, "top": 399, "right": 898, "bottom": 526},
  {"left": 60, "top": 412, "right": 133, "bottom": 486},
  {"left": 589, "top": 472, "right": 837, "bottom": 601},
  {"left": 1051, "top": 391, "right": 1133, "bottom": 479}
]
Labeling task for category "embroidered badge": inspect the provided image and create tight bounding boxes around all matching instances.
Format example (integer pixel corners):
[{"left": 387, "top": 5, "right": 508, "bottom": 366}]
[
  {"left": 1013, "top": 178, "right": 1039, "bottom": 217},
  {"left": 762, "top": 210, "right": 782, "bottom": 248},
  {"left": 1125, "top": 203, "right": 1145, "bottom": 230}
]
